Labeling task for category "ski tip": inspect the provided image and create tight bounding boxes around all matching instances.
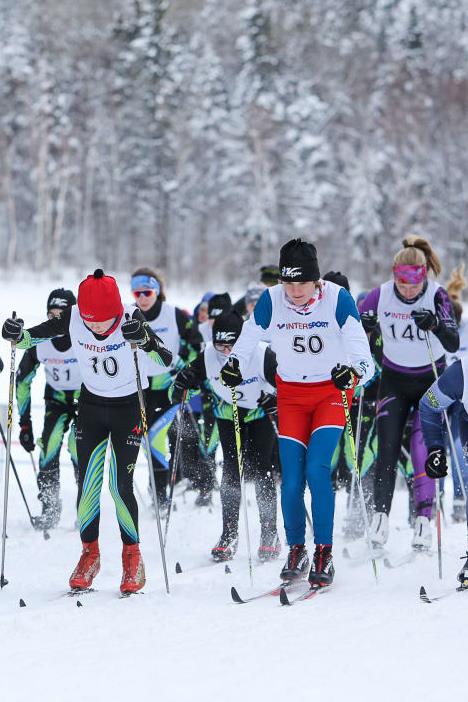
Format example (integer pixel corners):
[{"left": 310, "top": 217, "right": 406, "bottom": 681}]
[
  {"left": 419, "top": 586, "right": 431, "bottom": 603},
  {"left": 279, "top": 587, "right": 291, "bottom": 606},
  {"left": 19, "top": 598, "right": 26, "bottom": 608},
  {"left": 225, "top": 565, "right": 231, "bottom": 574},
  {"left": 231, "top": 586, "right": 244, "bottom": 604},
  {"left": 175, "top": 562, "right": 182, "bottom": 574},
  {"left": 77, "top": 600, "right": 83, "bottom": 608}
]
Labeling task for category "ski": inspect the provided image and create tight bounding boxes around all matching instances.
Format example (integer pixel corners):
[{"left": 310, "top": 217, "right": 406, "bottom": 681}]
[
  {"left": 384, "top": 550, "right": 433, "bottom": 570},
  {"left": 67, "top": 587, "right": 95, "bottom": 597},
  {"left": 279, "top": 584, "right": 330, "bottom": 606},
  {"left": 231, "top": 579, "right": 299, "bottom": 604},
  {"left": 119, "top": 591, "right": 144, "bottom": 599},
  {"left": 419, "top": 584, "right": 467, "bottom": 604}
]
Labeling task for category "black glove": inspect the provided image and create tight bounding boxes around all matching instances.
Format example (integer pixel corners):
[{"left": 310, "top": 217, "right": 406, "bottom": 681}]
[
  {"left": 411, "top": 309, "right": 439, "bottom": 332},
  {"left": 172, "top": 368, "right": 198, "bottom": 404},
  {"left": 331, "top": 364, "right": 358, "bottom": 391},
  {"left": 2, "top": 317, "right": 24, "bottom": 342},
  {"left": 0, "top": 357, "right": 3, "bottom": 374},
  {"left": 220, "top": 357, "right": 243, "bottom": 388},
  {"left": 121, "top": 317, "right": 150, "bottom": 347},
  {"left": 19, "top": 422, "right": 35, "bottom": 452},
  {"left": 360, "top": 311, "right": 378, "bottom": 333},
  {"left": 425, "top": 448, "right": 447, "bottom": 479},
  {"left": 257, "top": 390, "right": 277, "bottom": 416}
]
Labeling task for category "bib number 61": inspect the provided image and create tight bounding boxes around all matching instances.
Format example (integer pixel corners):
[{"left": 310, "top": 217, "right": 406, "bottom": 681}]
[{"left": 292, "top": 334, "right": 323, "bottom": 354}]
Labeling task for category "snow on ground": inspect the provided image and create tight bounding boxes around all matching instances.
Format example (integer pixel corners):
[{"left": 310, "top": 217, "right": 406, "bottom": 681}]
[{"left": 0, "top": 274, "right": 467, "bottom": 702}]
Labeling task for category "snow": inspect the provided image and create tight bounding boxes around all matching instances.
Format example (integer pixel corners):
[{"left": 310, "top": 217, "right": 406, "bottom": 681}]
[{"left": 0, "top": 274, "right": 467, "bottom": 702}]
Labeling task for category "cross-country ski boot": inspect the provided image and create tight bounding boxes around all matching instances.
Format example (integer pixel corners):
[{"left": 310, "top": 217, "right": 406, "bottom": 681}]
[
  {"left": 258, "top": 527, "right": 281, "bottom": 562},
  {"left": 35, "top": 471, "right": 62, "bottom": 529},
  {"left": 369, "top": 512, "right": 389, "bottom": 550},
  {"left": 211, "top": 530, "right": 238, "bottom": 562},
  {"left": 121, "top": 544, "right": 146, "bottom": 594},
  {"left": 69, "top": 540, "right": 100, "bottom": 591},
  {"left": 308, "top": 545, "right": 334, "bottom": 588},
  {"left": 280, "top": 544, "right": 309, "bottom": 580},
  {"left": 411, "top": 516, "right": 432, "bottom": 551},
  {"left": 457, "top": 552, "right": 468, "bottom": 590}
]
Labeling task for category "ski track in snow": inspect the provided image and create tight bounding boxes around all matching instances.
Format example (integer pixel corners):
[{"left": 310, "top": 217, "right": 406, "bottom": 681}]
[{"left": 0, "top": 277, "right": 467, "bottom": 702}]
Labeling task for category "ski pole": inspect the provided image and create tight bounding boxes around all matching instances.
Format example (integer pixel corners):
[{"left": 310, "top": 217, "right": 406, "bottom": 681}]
[
  {"left": 1, "top": 312, "right": 18, "bottom": 588},
  {"left": 29, "top": 452, "right": 38, "bottom": 478},
  {"left": 424, "top": 332, "right": 466, "bottom": 579},
  {"left": 128, "top": 328, "right": 170, "bottom": 595},
  {"left": 164, "top": 390, "right": 187, "bottom": 548},
  {"left": 0, "top": 421, "right": 36, "bottom": 528},
  {"left": 266, "top": 411, "right": 313, "bottom": 533},
  {"left": 341, "top": 390, "right": 378, "bottom": 583},
  {"left": 230, "top": 388, "right": 253, "bottom": 586},
  {"left": 345, "top": 388, "right": 365, "bottom": 526}
]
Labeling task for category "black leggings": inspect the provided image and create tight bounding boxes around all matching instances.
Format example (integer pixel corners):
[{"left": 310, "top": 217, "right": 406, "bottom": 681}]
[
  {"left": 374, "top": 367, "right": 437, "bottom": 517},
  {"left": 75, "top": 391, "right": 142, "bottom": 545},
  {"left": 217, "top": 415, "right": 277, "bottom": 535},
  {"left": 38, "top": 394, "right": 78, "bottom": 498}
]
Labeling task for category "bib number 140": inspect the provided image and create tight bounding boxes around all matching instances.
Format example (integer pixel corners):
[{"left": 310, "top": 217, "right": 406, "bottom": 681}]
[
  {"left": 292, "top": 335, "right": 323, "bottom": 354},
  {"left": 389, "top": 323, "right": 425, "bottom": 342}
]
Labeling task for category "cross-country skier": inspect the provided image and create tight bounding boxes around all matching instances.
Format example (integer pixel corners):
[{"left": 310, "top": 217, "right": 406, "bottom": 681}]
[
  {"left": 220, "top": 239, "right": 374, "bottom": 587},
  {"left": 172, "top": 310, "right": 280, "bottom": 561},
  {"left": 16, "top": 288, "right": 80, "bottom": 529},
  {"left": 2, "top": 269, "right": 172, "bottom": 594},
  {"left": 130, "top": 267, "right": 202, "bottom": 508},
  {"left": 419, "top": 348, "right": 468, "bottom": 587},
  {"left": 197, "top": 293, "right": 232, "bottom": 345},
  {"left": 360, "top": 236, "right": 459, "bottom": 551}
]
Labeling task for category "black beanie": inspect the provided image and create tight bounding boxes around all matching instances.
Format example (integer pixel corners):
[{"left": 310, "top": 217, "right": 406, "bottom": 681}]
[
  {"left": 208, "top": 293, "right": 232, "bottom": 319},
  {"left": 279, "top": 238, "right": 320, "bottom": 282},
  {"left": 47, "top": 288, "right": 77, "bottom": 312},
  {"left": 323, "top": 270, "right": 350, "bottom": 292},
  {"left": 212, "top": 310, "right": 243, "bottom": 345}
]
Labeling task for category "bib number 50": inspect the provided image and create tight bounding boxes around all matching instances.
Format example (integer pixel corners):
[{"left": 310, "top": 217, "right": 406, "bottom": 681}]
[{"left": 292, "top": 335, "right": 323, "bottom": 354}]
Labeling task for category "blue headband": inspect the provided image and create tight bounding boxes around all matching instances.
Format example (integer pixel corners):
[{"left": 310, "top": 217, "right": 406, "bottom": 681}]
[{"left": 131, "top": 275, "right": 160, "bottom": 295}]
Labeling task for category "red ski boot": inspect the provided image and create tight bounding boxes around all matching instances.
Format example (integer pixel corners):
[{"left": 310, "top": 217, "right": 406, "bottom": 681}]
[
  {"left": 121, "top": 543, "right": 146, "bottom": 594},
  {"left": 69, "top": 540, "right": 100, "bottom": 591}
]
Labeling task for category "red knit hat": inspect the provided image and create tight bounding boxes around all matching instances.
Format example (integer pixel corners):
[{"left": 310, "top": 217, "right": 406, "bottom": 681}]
[{"left": 78, "top": 269, "right": 123, "bottom": 322}]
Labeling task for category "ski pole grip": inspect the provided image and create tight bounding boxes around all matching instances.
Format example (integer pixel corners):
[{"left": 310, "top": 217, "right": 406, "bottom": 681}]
[{"left": 125, "top": 312, "right": 137, "bottom": 350}]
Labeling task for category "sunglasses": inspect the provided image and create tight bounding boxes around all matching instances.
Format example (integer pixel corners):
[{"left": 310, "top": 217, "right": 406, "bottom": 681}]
[
  {"left": 214, "top": 343, "right": 234, "bottom": 352},
  {"left": 133, "top": 290, "right": 155, "bottom": 298}
]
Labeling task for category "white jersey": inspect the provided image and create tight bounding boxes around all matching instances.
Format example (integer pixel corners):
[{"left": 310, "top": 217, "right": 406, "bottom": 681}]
[
  {"left": 144, "top": 303, "right": 180, "bottom": 377},
  {"left": 198, "top": 321, "right": 212, "bottom": 345},
  {"left": 230, "top": 282, "right": 374, "bottom": 385},
  {"left": 205, "top": 342, "right": 271, "bottom": 409},
  {"left": 36, "top": 340, "right": 82, "bottom": 391},
  {"left": 69, "top": 304, "right": 148, "bottom": 398},
  {"left": 377, "top": 280, "right": 445, "bottom": 368}
]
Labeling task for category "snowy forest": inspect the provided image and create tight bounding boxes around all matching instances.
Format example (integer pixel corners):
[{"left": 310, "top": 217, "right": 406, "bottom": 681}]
[{"left": 1, "top": 0, "right": 467, "bottom": 288}]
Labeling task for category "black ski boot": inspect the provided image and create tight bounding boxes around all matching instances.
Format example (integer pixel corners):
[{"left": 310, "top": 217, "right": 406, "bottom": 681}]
[
  {"left": 258, "top": 527, "right": 281, "bottom": 562},
  {"left": 308, "top": 545, "right": 334, "bottom": 588},
  {"left": 211, "top": 530, "right": 238, "bottom": 562},
  {"left": 457, "top": 552, "right": 468, "bottom": 590},
  {"left": 280, "top": 544, "right": 309, "bottom": 580},
  {"left": 36, "top": 471, "right": 61, "bottom": 529}
]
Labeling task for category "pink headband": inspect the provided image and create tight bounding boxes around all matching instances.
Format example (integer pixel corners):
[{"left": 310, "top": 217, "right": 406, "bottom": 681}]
[{"left": 393, "top": 264, "right": 427, "bottom": 285}]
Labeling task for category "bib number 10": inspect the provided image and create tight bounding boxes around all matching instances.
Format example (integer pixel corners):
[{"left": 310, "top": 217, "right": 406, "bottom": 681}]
[
  {"left": 292, "top": 335, "right": 324, "bottom": 354},
  {"left": 90, "top": 356, "right": 119, "bottom": 377}
]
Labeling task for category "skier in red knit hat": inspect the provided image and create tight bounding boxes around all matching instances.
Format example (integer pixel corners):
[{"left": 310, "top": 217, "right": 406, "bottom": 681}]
[{"left": 2, "top": 269, "right": 173, "bottom": 595}]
